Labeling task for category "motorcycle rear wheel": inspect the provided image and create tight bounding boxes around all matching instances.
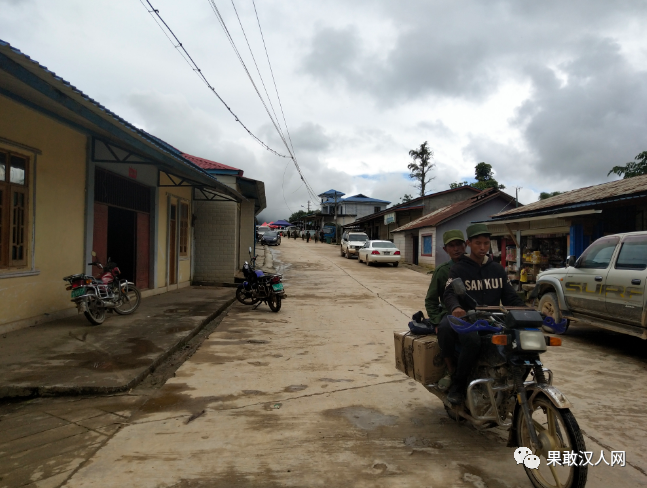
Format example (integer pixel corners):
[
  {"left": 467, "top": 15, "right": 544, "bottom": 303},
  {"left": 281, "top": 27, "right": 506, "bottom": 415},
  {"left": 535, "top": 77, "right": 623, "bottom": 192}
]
[
  {"left": 268, "top": 294, "right": 282, "bottom": 312},
  {"left": 236, "top": 287, "right": 260, "bottom": 305},
  {"left": 114, "top": 284, "right": 142, "bottom": 315},
  {"left": 84, "top": 296, "right": 106, "bottom": 325},
  {"left": 516, "top": 394, "right": 587, "bottom": 488}
]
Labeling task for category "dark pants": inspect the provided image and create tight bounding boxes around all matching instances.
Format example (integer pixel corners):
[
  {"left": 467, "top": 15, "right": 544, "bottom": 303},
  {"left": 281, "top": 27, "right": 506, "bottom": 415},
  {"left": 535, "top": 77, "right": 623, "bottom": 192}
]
[{"left": 436, "top": 315, "right": 481, "bottom": 386}]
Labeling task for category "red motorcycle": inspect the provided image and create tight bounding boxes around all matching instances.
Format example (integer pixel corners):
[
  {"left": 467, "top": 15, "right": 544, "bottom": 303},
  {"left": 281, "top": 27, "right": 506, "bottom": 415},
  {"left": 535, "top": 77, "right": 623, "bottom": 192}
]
[{"left": 63, "top": 256, "right": 141, "bottom": 325}]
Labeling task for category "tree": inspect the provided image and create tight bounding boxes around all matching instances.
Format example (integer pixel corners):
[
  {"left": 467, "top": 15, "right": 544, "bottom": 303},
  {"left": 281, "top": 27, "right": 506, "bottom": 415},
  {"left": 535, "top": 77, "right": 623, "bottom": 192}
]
[
  {"left": 608, "top": 151, "right": 647, "bottom": 179},
  {"left": 448, "top": 163, "right": 505, "bottom": 190},
  {"left": 449, "top": 181, "right": 469, "bottom": 189},
  {"left": 288, "top": 210, "right": 307, "bottom": 222},
  {"left": 399, "top": 193, "right": 413, "bottom": 204},
  {"left": 408, "top": 141, "right": 436, "bottom": 197},
  {"left": 539, "top": 191, "right": 562, "bottom": 200},
  {"left": 472, "top": 162, "right": 505, "bottom": 190}
]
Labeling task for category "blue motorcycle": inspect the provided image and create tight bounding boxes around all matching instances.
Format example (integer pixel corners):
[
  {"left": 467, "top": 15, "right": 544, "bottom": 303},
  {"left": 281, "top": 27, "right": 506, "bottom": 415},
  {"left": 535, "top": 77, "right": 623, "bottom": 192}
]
[{"left": 236, "top": 247, "right": 285, "bottom": 312}]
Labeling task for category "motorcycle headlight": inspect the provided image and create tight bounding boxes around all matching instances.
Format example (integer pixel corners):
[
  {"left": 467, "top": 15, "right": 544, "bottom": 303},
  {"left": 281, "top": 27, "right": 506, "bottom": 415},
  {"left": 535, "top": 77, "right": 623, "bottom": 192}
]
[{"left": 517, "top": 330, "right": 547, "bottom": 352}]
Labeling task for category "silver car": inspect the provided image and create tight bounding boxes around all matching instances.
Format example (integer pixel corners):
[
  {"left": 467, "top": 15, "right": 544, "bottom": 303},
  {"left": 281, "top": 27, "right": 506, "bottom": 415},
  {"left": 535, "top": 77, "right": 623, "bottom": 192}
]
[{"left": 340, "top": 231, "right": 369, "bottom": 258}]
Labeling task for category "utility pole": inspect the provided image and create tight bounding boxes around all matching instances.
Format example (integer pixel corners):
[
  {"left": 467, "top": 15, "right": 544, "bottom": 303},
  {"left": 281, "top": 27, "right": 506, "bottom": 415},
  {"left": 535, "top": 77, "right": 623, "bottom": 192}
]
[
  {"left": 307, "top": 200, "right": 311, "bottom": 213},
  {"left": 334, "top": 192, "right": 339, "bottom": 243}
]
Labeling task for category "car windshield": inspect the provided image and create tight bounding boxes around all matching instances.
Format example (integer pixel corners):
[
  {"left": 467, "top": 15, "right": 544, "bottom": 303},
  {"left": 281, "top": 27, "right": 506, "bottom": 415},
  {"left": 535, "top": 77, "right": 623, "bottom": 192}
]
[
  {"left": 350, "top": 234, "right": 368, "bottom": 241},
  {"left": 258, "top": 227, "right": 270, "bottom": 232},
  {"left": 265, "top": 231, "right": 278, "bottom": 237},
  {"left": 372, "top": 242, "right": 396, "bottom": 248}
]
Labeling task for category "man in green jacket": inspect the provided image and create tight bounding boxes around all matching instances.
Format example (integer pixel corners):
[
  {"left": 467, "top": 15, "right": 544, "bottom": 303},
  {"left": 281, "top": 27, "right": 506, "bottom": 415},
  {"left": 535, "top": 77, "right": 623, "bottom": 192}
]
[{"left": 424, "top": 229, "right": 467, "bottom": 330}]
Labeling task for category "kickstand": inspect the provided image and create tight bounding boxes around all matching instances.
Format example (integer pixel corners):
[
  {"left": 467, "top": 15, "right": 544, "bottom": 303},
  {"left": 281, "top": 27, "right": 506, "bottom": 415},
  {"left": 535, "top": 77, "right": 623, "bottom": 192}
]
[{"left": 252, "top": 302, "right": 262, "bottom": 310}]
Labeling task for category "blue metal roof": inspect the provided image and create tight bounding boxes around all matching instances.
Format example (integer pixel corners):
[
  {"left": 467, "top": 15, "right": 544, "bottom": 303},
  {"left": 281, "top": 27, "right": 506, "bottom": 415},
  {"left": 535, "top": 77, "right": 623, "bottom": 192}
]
[
  {"left": 319, "top": 189, "right": 345, "bottom": 197},
  {"left": 342, "top": 194, "right": 390, "bottom": 204}
]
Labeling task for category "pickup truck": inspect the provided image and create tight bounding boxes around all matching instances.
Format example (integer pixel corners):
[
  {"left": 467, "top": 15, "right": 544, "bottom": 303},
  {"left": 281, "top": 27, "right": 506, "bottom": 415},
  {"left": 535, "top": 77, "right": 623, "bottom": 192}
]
[{"left": 531, "top": 231, "right": 647, "bottom": 339}]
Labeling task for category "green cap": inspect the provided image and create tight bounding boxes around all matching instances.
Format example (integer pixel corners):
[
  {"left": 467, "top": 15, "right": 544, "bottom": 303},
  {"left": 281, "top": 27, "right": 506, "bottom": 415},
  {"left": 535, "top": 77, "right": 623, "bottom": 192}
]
[
  {"left": 466, "top": 223, "right": 491, "bottom": 239},
  {"left": 443, "top": 229, "right": 465, "bottom": 245}
]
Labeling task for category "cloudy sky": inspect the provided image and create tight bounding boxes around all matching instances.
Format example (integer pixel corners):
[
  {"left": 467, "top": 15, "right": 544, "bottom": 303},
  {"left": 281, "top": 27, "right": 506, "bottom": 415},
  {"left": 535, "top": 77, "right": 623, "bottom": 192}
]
[{"left": 2, "top": 0, "right": 646, "bottom": 221}]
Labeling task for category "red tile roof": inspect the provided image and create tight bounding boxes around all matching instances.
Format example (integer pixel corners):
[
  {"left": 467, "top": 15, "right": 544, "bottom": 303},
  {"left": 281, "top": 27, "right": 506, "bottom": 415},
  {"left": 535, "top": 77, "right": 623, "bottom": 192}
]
[{"left": 182, "top": 153, "right": 243, "bottom": 176}]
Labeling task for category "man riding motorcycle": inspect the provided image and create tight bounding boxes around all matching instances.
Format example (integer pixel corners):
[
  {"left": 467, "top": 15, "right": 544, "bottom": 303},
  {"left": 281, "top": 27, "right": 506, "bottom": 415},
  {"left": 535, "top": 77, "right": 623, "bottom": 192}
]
[{"left": 439, "top": 223, "right": 525, "bottom": 405}]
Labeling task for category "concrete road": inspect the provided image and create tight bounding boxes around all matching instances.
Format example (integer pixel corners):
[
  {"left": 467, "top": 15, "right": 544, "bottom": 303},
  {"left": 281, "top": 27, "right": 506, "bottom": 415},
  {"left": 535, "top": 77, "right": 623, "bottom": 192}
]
[{"left": 17, "top": 239, "right": 647, "bottom": 487}]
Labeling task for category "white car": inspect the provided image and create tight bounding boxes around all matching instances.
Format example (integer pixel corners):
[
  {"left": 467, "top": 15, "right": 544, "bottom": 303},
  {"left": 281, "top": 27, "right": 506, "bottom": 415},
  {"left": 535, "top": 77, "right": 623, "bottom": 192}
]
[{"left": 358, "top": 240, "right": 401, "bottom": 267}]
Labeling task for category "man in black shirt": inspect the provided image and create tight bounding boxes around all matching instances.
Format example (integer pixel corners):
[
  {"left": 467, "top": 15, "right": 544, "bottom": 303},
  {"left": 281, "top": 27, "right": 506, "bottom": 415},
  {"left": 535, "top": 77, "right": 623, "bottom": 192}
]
[{"left": 439, "top": 223, "right": 524, "bottom": 405}]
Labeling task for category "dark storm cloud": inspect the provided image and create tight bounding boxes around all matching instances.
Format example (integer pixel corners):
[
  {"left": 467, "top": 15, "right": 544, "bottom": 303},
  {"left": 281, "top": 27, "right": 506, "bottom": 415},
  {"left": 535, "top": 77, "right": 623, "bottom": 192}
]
[
  {"left": 517, "top": 38, "right": 647, "bottom": 183},
  {"left": 300, "top": 0, "right": 647, "bottom": 190}
]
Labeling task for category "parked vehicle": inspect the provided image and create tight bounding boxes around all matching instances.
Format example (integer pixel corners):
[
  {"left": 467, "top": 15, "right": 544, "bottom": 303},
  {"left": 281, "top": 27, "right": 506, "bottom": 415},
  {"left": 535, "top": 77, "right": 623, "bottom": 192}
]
[
  {"left": 236, "top": 247, "right": 286, "bottom": 312},
  {"left": 358, "top": 240, "right": 401, "bottom": 266},
  {"left": 256, "top": 226, "right": 271, "bottom": 241},
  {"left": 261, "top": 231, "right": 282, "bottom": 246},
  {"left": 340, "top": 231, "right": 369, "bottom": 258},
  {"left": 63, "top": 255, "right": 141, "bottom": 325},
  {"left": 405, "top": 278, "right": 586, "bottom": 488},
  {"left": 531, "top": 231, "right": 647, "bottom": 339}
]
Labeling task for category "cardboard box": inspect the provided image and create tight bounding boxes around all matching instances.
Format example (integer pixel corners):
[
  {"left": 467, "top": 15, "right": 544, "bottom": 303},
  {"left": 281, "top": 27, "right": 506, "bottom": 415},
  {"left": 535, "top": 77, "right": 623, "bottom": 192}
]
[{"left": 394, "top": 331, "right": 445, "bottom": 385}]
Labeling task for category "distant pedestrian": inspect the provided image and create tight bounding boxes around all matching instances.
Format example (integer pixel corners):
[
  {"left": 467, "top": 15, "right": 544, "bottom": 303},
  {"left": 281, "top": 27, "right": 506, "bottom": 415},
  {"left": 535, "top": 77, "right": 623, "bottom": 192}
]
[
  {"left": 314, "top": 232, "right": 319, "bottom": 243},
  {"left": 306, "top": 231, "right": 311, "bottom": 243},
  {"left": 320, "top": 230, "right": 324, "bottom": 243}
]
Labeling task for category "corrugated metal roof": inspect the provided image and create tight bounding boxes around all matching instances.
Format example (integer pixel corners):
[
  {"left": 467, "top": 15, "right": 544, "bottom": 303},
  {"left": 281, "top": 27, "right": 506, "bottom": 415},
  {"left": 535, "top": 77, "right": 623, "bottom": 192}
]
[
  {"left": 392, "top": 190, "right": 507, "bottom": 232},
  {"left": 494, "top": 174, "right": 647, "bottom": 218},
  {"left": 351, "top": 186, "right": 483, "bottom": 225},
  {"left": 182, "top": 153, "right": 243, "bottom": 175},
  {"left": 0, "top": 39, "right": 245, "bottom": 202}
]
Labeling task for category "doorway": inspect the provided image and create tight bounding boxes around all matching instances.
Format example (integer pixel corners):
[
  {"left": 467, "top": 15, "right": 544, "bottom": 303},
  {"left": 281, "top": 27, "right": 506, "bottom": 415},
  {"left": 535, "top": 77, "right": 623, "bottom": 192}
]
[
  {"left": 413, "top": 235, "right": 419, "bottom": 265},
  {"left": 169, "top": 203, "right": 177, "bottom": 285},
  {"left": 107, "top": 207, "right": 136, "bottom": 282}
]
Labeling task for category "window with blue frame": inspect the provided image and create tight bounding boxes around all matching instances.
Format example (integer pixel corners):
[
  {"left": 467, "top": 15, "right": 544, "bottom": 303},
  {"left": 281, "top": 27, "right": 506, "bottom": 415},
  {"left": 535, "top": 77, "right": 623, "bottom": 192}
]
[{"left": 421, "top": 234, "right": 433, "bottom": 256}]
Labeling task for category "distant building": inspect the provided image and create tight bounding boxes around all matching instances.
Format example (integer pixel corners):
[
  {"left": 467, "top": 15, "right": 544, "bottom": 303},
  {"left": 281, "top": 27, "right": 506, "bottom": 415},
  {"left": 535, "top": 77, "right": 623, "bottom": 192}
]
[
  {"left": 318, "top": 189, "right": 390, "bottom": 228},
  {"left": 349, "top": 186, "right": 482, "bottom": 240},
  {"left": 392, "top": 189, "right": 515, "bottom": 267}
]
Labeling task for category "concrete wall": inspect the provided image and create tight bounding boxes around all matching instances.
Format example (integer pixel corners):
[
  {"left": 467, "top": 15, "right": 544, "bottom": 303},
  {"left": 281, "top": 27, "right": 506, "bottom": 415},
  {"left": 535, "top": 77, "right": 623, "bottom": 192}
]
[
  {"left": 0, "top": 95, "right": 87, "bottom": 329},
  {"left": 192, "top": 200, "right": 238, "bottom": 284}
]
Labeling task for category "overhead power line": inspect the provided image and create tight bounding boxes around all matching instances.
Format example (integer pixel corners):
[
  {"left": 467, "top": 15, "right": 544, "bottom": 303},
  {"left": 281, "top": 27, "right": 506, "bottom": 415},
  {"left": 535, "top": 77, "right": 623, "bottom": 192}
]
[
  {"left": 205, "top": 0, "right": 319, "bottom": 203},
  {"left": 139, "top": 0, "right": 321, "bottom": 206},
  {"left": 139, "top": 0, "right": 290, "bottom": 159}
]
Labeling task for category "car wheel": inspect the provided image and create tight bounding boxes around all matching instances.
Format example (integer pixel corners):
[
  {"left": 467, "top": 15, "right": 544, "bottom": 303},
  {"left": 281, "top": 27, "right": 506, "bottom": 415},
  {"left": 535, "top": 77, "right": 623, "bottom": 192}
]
[
  {"left": 538, "top": 292, "right": 569, "bottom": 334},
  {"left": 393, "top": 261, "right": 399, "bottom": 267},
  {"left": 366, "top": 257, "right": 371, "bottom": 266},
  {"left": 340, "top": 247, "right": 345, "bottom": 257}
]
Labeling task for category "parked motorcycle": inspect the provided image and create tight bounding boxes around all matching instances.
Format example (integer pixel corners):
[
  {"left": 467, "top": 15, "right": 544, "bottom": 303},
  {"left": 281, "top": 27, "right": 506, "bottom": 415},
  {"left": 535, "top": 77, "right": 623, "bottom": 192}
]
[
  {"left": 63, "top": 254, "right": 141, "bottom": 325},
  {"left": 419, "top": 278, "right": 587, "bottom": 488},
  {"left": 236, "top": 247, "right": 286, "bottom": 312}
]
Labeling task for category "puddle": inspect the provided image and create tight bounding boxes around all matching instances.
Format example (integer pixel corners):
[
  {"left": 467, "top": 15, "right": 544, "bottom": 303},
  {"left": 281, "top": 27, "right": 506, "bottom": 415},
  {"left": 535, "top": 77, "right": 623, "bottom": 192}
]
[
  {"left": 138, "top": 383, "right": 239, "bottom": 414},
  {"left": 283, "top": 384, "right": 308, "bottom": 392},
  {"left": 51, "top": 338, "right": 164, "bottom": 372}
]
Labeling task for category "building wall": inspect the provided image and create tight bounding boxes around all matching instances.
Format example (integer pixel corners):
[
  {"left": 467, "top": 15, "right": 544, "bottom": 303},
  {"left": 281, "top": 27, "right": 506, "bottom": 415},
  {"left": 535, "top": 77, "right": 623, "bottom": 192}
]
[
  {"left": 0, "top": 95, "right": 87, "bottom": 329},
  {"left": 435, "top": 197, "right": 511, "bottom": 263},
  {"left": 238, "top": 199, "right": 255, "bottom": 267},
  {"left": 418, "top": 226, "right": 437, "bottom": 268},
  {"left": 156, "top": 177, "right": 193, "bottom": 289},
  {"left": 393, "top": 233, "right": 407, "bottom": 262},
  {"left": 192, "top": 200, "right": 238, "bottom": 284},
  {"left": 422, "top": 187, "right": 478, "bottom": 214}
]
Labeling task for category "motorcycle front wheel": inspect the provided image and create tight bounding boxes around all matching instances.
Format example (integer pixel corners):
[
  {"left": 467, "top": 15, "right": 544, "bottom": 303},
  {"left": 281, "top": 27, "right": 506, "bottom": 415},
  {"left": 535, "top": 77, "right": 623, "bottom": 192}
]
[
  {"left": 516, "top": 394, "right": 588, "bottom": 488},
  {"left": 114, "top": 284, "right": 142, "bottom": 315},
  {"left": 84, "top": 296, "right": 106, "bottom": 325},
  {"left": 268, "top": 293, "right": 282, "bottom": 312},
  {"left": 236, "top": 287, "right": 260, "bottom": 305}
]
